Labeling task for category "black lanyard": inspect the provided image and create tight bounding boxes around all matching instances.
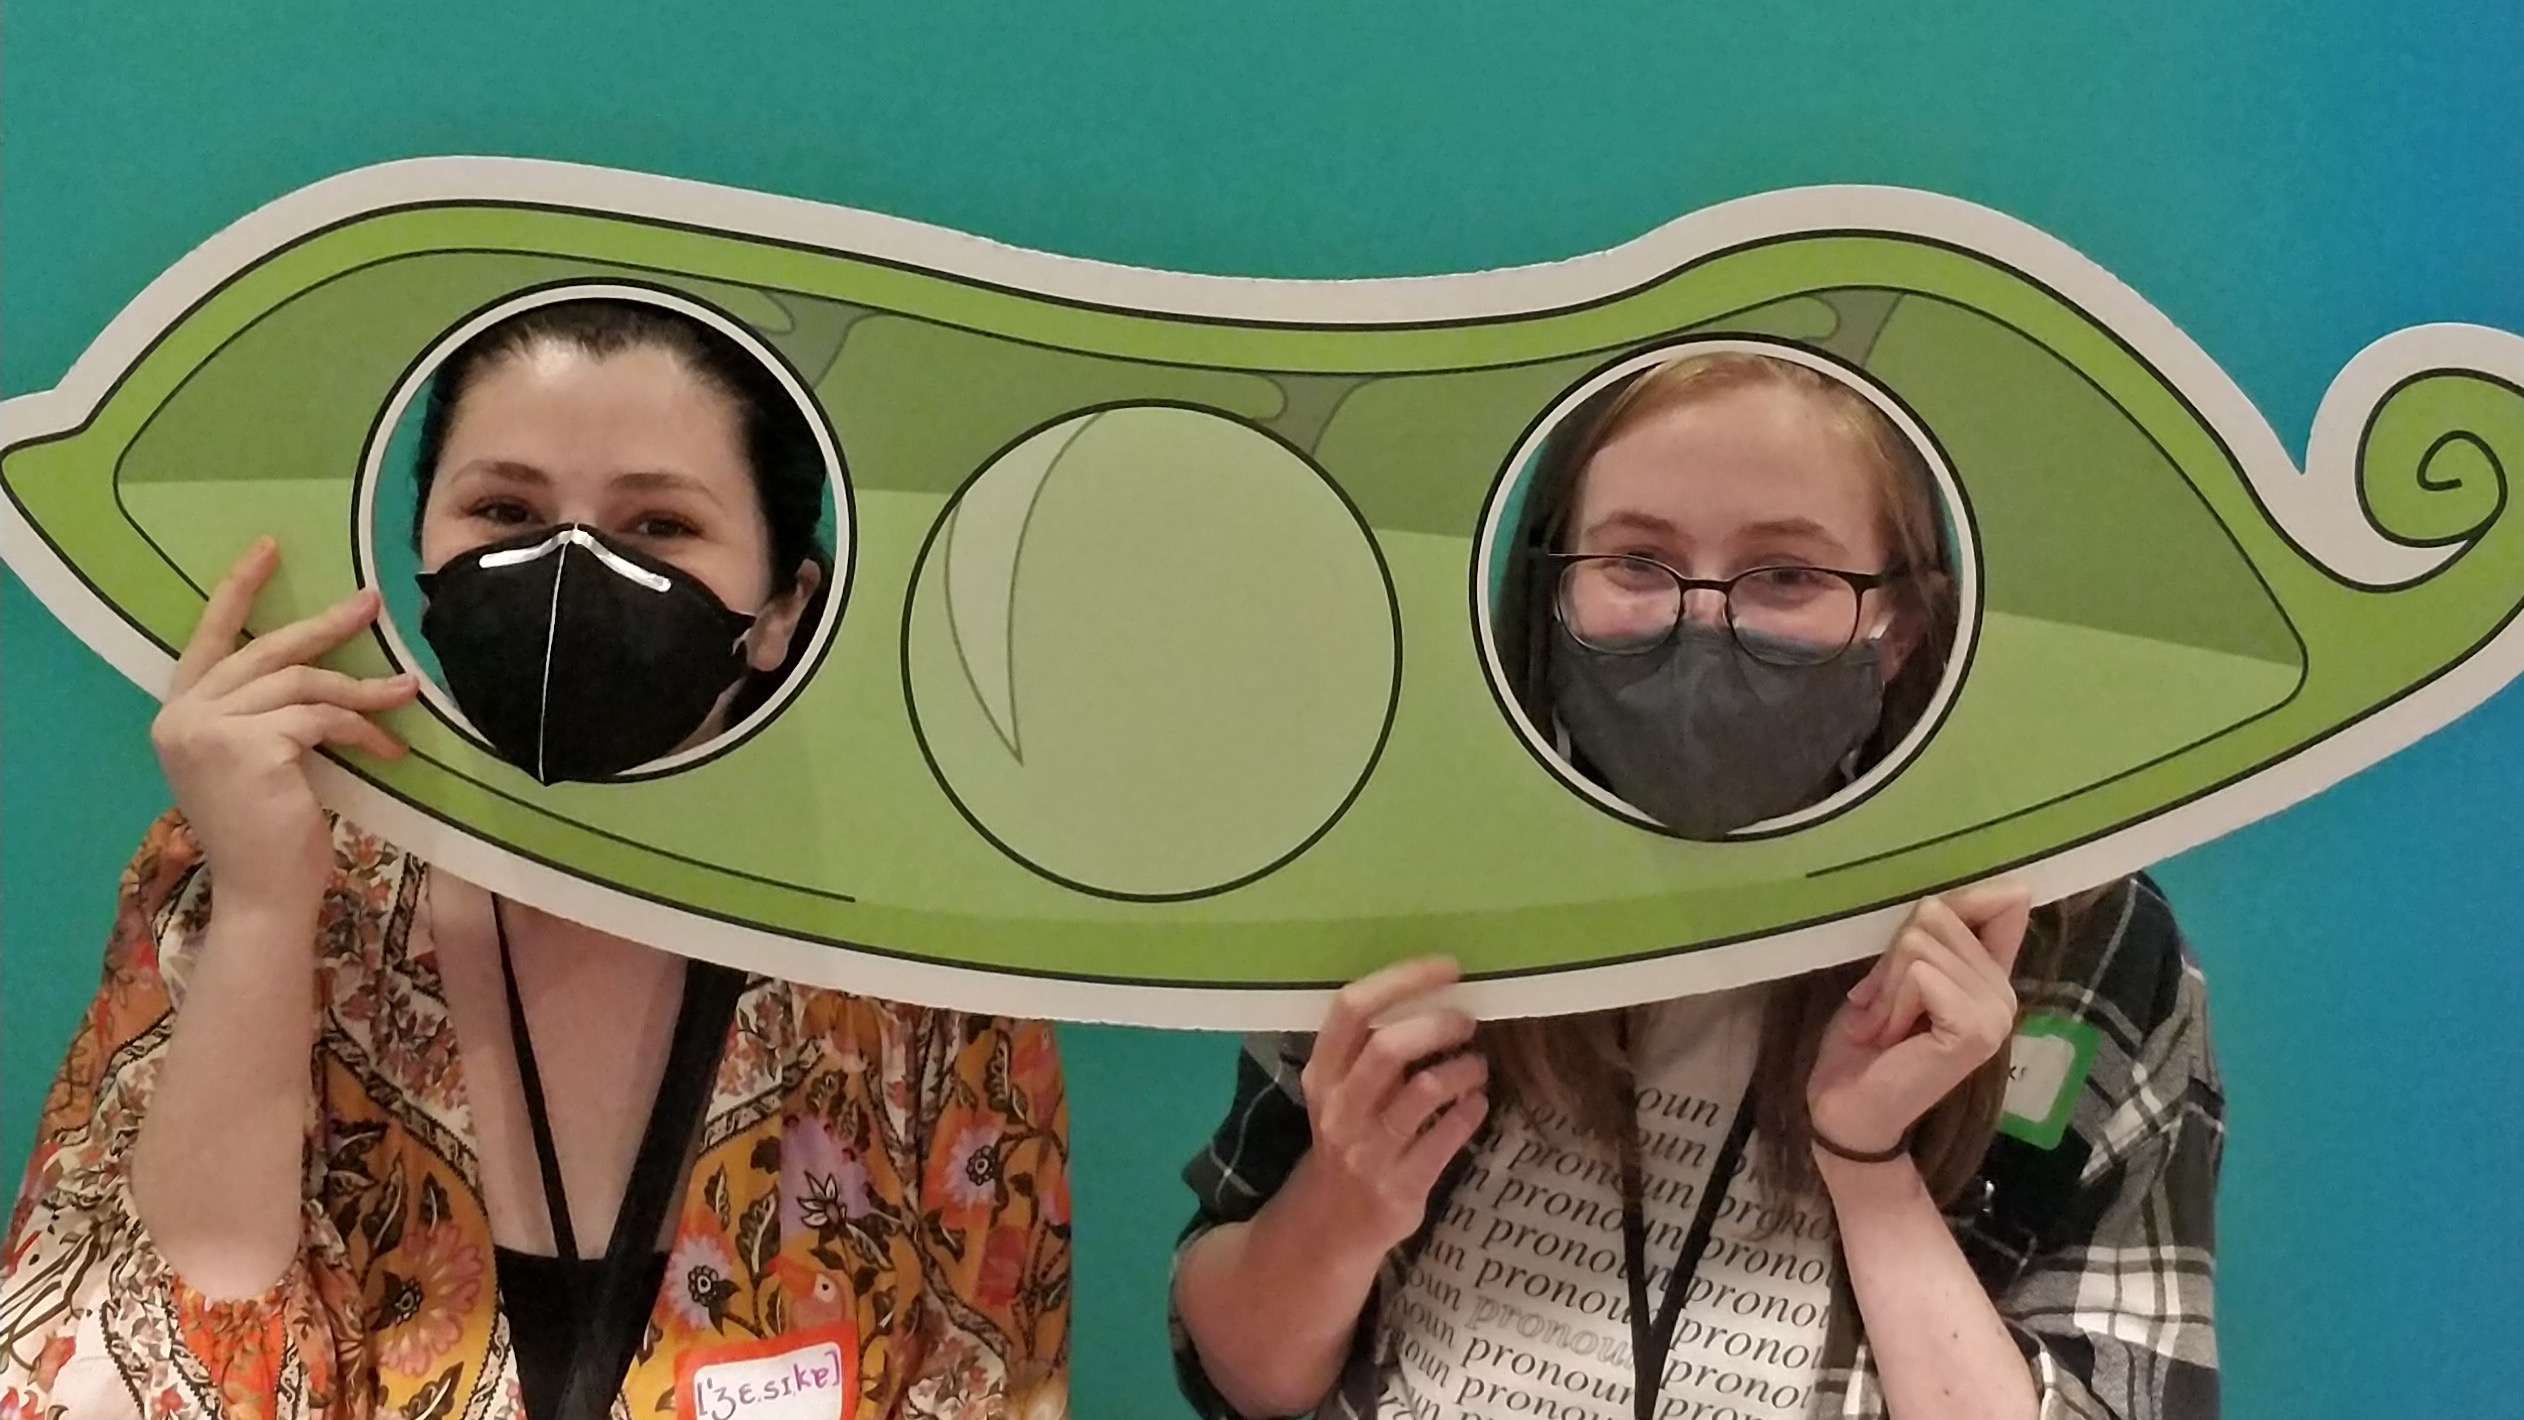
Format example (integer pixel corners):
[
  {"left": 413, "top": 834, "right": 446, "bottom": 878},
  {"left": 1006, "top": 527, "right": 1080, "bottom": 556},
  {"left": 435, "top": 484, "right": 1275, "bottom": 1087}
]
[
  {"left": 1355, "top": 1073, "right": 1764, "bottom": 1420},
  {"left": 1618, "top": 1076, "right": 1759, "bottom": 1420},
  {"left": 494, "top": 897, "right": 746, "bottom": 1420}
]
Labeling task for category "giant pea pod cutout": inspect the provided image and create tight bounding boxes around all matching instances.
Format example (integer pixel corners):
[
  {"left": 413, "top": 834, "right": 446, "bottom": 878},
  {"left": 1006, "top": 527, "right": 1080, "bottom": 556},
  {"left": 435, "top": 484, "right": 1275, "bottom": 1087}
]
[{"left": 6, "top": 157, "right": 2521, "bottom": 1027}]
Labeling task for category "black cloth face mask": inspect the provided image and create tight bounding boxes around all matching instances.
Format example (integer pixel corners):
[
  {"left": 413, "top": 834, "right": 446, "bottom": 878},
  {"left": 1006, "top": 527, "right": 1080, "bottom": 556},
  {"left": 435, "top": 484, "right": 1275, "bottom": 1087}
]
[{"left": 418, "top": 524, "right": 759, "bottom": 784}]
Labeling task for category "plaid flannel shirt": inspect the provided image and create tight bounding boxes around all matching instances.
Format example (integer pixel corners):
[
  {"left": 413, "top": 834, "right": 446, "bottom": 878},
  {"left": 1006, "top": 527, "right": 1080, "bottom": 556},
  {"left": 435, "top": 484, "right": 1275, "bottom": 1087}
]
[{"left": 1170, "top": 875, "right": 2223, "bottom": 1420}]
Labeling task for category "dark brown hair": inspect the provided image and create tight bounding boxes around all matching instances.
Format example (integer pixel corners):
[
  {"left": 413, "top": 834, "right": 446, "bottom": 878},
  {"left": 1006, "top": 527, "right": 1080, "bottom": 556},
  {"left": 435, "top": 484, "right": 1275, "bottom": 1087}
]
[
  {"left": 411, "top": 297, "right": 833, "bottom": 722},
  {"left": 1481, "top": 895, "right": 2102, "bottom": 1211}
]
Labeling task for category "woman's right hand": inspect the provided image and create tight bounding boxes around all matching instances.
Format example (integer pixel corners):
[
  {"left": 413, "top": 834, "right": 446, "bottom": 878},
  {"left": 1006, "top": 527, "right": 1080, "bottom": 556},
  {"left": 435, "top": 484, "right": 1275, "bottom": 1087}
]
[
  {"left": 149, "top": 538, "right": 419, "bottom": 910},
  {"left": 1294, "top": 955, "right": 1492, "bottom": 1256}
]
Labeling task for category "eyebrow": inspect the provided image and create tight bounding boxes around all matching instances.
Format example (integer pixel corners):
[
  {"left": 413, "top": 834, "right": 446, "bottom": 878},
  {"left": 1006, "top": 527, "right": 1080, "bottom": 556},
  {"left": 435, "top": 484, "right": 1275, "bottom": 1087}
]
[
  {"left": 450, "top": 459, "right": 549, "bottom": 488},
  {"left": 612, "top": 469, "right": 730, "bottom": 509},
  {"left": 1578, "top": 510, "right": 1858, "bottom": 562},
  {"left": 1737, "top": 516, "right": 1850, "bottom": 554},
  {"left": 447, "top": 461, "right": 728, "bottom": 509},
  {"left": 1580, "top": 510, "right": 1682, "bottom": 542}
]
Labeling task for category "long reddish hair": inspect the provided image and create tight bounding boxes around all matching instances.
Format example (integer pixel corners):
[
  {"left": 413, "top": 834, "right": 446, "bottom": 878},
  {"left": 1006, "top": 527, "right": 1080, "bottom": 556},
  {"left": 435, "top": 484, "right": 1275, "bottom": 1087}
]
[{"left": 1485, "top": 350, "right": 2084, "bottom": 1206}]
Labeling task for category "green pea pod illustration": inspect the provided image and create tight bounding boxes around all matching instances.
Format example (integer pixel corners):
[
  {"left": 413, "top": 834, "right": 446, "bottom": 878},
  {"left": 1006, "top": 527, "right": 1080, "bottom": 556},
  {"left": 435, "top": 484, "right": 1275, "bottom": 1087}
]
[{"left": 6, "top": 158, "right": 2520, "bottom": 1026}]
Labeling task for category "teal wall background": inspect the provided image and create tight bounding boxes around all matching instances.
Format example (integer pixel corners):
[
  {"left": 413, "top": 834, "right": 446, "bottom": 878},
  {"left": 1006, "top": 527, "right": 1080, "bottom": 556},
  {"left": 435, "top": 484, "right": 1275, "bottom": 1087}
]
[{"left": 5, "top": 5, "right": 2520, "bottom": 1417}]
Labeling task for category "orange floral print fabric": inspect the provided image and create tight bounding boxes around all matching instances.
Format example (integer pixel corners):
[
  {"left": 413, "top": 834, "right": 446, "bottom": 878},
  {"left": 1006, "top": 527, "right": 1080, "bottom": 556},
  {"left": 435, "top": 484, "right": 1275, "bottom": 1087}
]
[{"left": 0, "top": 814, "right": 1070, "bottom": 1419}]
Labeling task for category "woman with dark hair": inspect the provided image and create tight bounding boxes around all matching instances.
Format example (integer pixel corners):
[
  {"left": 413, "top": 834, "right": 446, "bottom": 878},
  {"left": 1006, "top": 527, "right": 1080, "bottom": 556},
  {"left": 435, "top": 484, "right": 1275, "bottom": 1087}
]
[
  {"left": 0, "top": 299, "right": 1071, "bottom": 1420},
  {"left": 407, "top": 298, "right": 834, "bottom": 740},
  {"left": 1172, "top": 351, "right": 2223, "bottom": 1420}
]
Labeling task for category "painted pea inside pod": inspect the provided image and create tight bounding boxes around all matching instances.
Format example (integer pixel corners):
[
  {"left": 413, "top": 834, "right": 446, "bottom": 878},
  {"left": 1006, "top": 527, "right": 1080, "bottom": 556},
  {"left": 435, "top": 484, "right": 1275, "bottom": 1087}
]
[{"left": 904, "top": 404, "right": 1398, "bottom": 900}]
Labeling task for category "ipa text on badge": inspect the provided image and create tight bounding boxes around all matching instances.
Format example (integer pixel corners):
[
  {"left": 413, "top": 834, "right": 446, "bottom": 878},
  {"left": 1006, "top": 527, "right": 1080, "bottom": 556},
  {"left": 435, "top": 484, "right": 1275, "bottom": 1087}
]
[{"left": 684, "top": 1338, "right": 851, "bottom": 1420}]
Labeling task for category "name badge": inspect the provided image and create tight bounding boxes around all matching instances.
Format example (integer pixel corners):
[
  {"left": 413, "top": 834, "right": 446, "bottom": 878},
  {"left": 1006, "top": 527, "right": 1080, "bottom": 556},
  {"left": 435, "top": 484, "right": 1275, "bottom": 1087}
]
[
  {"left": 1996, "top": 1013, "right": 2099, "bottom": 1150},
  {"left": 675, "top": 1321, "right": 860, "bottom": 1420}
]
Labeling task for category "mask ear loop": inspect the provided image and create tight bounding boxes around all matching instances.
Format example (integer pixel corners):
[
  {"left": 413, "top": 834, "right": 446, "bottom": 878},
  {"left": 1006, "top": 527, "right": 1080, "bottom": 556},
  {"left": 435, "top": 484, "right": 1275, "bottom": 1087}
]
[
  {"left": 727, "top": 593, "right": 773, "bottom": 660},
  {"left": 1836, "top": 583, "right": 1914, "bottom": 786},
  {"left": 1856, "top": 607, "right": 1899, "bottom": 646}
]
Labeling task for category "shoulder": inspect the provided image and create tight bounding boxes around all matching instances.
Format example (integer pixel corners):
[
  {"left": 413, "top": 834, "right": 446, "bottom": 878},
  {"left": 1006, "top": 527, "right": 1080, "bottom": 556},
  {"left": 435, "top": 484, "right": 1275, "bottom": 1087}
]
[
  {"left": 1201, "top": 1033, "right": 1317, "bottom": 1161},
  {"left": 1179, "top": 1034, "right": 1319, "bottom": 1225},
  {"left": 111, "top": 809, "right": 418, "bottom": 990},
  {"left": 786, "top": 987, "right": 1056, "bottom": 1058},
  {"left": 1967, "top": 877, "right": 2221, "bottom": 1275},
  {"left": 128, "top": 808, "right": 415, "bottom": 911},
  {"left": 1244, "top": 1032, "right": 1315, "bottom": 1092},
  {"left": 117, "top": 810, "right": 208, "bottom": 915},
  {"left": 781, "top": 986, "right": 1065, "bottom": 1113},
  {"left": 2012, "top": 875, "right": 2223, "bottom": 1184},
  {"left": 2020, "top": 874, "right": 2206, "bottom": 1052},
  {"left": 94, "top": 812, "right": 209, "bottom": 989},
  {"left": 929, "top": 1006, "right": 1066, "bottom": 1111},
  {"left": 317, "top": 809, "right": 417, "bottom": 895}
]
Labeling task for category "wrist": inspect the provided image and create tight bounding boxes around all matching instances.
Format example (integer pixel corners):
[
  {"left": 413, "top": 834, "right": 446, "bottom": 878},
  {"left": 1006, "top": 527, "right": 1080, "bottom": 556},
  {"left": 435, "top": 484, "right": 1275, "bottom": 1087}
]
[
  {"left": 200, "top": 890, "right": 329, "bottom": 972},
  {"left": 209, "top": 897, "right": 325, "bottom": 940},
  {"left": 1806, "top": 1096, "right": 1915, "bottom": 1156},
  {"left": 207, "top": 874, "right": 329, "bottom": 927},
  {"left": 1810, "top": 1115, "right": 1913, "bottom": 1164},
  {"left": 1271, "top": 1151, "right": 1414, "bottom": 1272},
  {"left": 1812, "top": 1142, "right": 1931, "bottom": 1213}
]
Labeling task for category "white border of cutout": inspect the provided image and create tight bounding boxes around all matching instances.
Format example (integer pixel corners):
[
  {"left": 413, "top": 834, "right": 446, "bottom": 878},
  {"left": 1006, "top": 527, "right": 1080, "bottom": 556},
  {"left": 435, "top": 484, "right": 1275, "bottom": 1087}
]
[
  {"left": 354, "top": 280, "right": 853, "bottom": 777},
  {"left": 1473, "top": 336, "right": 1982, "bottom": 837},
  {"left": 4, "top": 155, "right": 2523, "bottom": 1028}
]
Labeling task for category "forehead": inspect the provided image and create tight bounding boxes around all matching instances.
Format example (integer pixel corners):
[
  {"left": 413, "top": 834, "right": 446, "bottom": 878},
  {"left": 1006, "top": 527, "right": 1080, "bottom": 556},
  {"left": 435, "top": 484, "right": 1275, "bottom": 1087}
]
[
  {"left": 1575, "top": 381, "right": 1886, "bottom": 532},
  {"left": 439, "top": 340, "right": 748, "bottom": 478}
]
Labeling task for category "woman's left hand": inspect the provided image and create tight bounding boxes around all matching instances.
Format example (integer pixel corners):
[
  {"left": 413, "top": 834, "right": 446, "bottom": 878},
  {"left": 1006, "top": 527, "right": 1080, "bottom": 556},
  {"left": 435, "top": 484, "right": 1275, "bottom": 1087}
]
[{"left": 1807, "top": 885, "right": 2034, "bottom": 1158}]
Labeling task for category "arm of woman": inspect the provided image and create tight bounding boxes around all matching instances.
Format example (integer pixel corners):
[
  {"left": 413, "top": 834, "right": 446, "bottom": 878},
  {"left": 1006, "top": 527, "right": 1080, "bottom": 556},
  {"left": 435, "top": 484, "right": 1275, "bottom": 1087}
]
[
  {"left": 1820, "top": 1152, "right": 2039, "bottom": 1419},
  {"left": 996, "top": 1017, "right": 1073, "bottom": 1418},
  {"left": 1807, "top": 887, "right": 2041, "bottom": 1420},
  {"left": 1, "top": 540, "right": 414, "bottom": 1419},
  {"left": 899, "top": 1011, "right": 1075, "bottom": 1420},
  {"left": 1170, "top": 960, "right": 1488, "bottom": 1420},
  {"left": 1981, "top": 880, "right": 2224, "bottom": 1419},
  {"left": 1168, "top": 1056, "right": 1392, "bottom": 1420},
  {"left": 1816, "top": 880, "right": 2222, "bottom": 1420},
  {"left": 0, "top": 816, "right": 340, "bottom": 1419},
  {"left": 130, "top": 540, "right": 413, "bottom": 1302}
]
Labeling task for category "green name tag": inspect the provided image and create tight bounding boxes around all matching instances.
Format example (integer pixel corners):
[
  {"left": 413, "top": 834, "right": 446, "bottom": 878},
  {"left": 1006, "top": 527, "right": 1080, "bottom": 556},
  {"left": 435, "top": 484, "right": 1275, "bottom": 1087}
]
[{"left": 1996, "top": 1014, "right": 2099, "bottom": 1150}]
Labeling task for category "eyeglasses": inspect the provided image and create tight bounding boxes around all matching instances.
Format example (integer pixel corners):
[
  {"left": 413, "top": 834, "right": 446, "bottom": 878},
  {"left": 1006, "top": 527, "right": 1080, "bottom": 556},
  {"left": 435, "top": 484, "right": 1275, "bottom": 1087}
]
[{"left": 1543, "top": 552, "right": 1909, "bottom": 667}]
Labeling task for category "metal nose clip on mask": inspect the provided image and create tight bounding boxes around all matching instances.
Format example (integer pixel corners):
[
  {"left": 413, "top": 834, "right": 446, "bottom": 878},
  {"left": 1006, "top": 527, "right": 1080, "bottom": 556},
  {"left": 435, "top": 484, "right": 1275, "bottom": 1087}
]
[{"left": 417, "top": 524, "right": 759, "bottom": 784}]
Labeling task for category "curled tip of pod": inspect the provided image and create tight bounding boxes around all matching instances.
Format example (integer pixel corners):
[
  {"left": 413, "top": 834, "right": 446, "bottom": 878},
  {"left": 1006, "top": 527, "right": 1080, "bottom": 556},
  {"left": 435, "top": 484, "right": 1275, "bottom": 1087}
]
[{"left": 2359, "top": 375, "right": 2518, "bottom": 553}]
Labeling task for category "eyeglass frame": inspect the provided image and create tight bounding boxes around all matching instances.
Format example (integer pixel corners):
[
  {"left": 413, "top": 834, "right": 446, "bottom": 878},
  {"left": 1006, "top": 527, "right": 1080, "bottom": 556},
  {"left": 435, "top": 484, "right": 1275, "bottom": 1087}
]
[{"left": 1537, "top": 550, "right": 1914, "bottom": 665}]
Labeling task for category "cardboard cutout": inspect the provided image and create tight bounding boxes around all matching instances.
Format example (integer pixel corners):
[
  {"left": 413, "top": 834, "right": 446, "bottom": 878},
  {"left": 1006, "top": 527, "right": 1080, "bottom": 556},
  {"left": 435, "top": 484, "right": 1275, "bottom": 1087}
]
[{"left": 6, "top": 156, "right": 2520, "bottom": 1027}]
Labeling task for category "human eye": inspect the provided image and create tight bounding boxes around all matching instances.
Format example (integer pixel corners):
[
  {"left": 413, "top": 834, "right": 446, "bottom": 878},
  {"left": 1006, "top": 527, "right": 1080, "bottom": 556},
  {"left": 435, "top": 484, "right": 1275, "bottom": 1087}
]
[
  {"left": 1600, "top": 554, "right": 1672, "bottom": 591},
  {"left": 1740, "top": 565, "right": 1837, "bottom": 603},
  {"left": 465, "top": 497, "right": 539, "bottom": 529},
  {"left": 629, "top": 511, "right": 702, "bottom": 541}
]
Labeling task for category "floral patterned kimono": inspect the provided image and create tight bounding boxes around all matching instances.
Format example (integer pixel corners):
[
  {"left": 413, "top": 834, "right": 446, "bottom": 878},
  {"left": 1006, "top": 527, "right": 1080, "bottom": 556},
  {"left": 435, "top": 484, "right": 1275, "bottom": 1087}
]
[{"left": 0, "top": 814, "right": 1070, "bottom": 1420}]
